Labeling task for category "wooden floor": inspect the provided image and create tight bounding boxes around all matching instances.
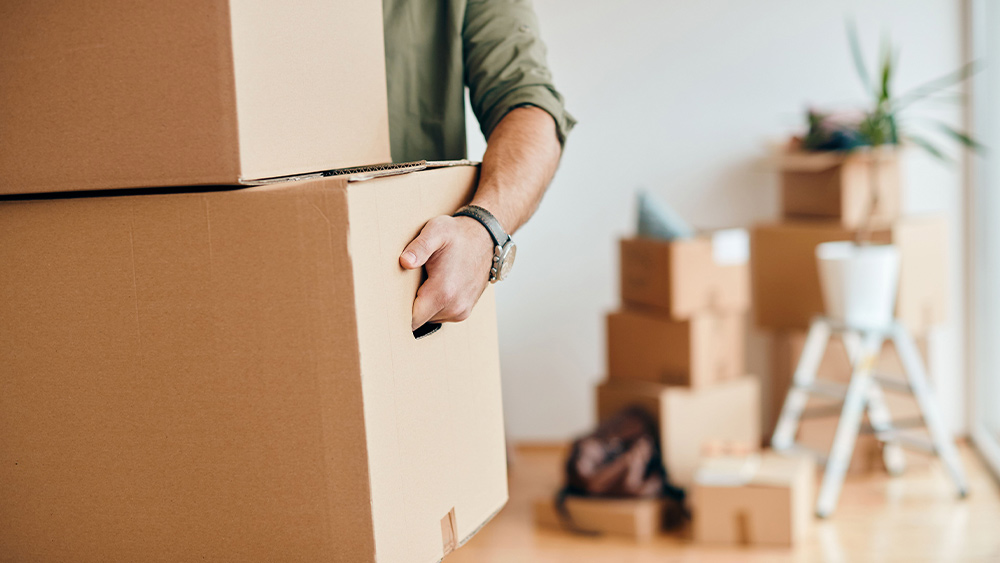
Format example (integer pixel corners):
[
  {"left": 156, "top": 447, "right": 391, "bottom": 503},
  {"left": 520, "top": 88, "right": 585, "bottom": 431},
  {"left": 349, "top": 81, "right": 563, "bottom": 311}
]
[{"left": 448, "top": 444, "right": 1000, "bottom": 563}]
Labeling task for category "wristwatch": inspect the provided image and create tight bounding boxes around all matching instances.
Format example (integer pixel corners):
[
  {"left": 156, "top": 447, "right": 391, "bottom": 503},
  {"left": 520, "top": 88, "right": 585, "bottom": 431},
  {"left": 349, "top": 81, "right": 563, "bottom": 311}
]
[{"left": 453, "top": 205, "right": 517, "bottom": 283}]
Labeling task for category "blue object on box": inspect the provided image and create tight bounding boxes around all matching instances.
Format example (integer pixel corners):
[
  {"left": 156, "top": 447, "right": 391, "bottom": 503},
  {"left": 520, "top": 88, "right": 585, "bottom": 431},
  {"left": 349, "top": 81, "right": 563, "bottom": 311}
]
[{"left": 636, "top": 190, "right": 694, "bottom": 241}]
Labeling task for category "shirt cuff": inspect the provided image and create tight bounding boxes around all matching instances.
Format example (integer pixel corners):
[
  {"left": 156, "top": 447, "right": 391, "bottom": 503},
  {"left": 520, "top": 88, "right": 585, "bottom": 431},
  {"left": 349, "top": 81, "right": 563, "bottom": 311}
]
[{"left": 480, "top": 85, "right": 577, "bottom": 148}]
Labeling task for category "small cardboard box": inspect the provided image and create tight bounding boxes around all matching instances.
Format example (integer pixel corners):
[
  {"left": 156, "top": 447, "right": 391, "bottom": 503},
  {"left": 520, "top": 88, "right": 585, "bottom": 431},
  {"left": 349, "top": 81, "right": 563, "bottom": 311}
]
[
  {"left": 778, "top": 149, "right": 900, "bottom": 228},
  {"left": 0, "top": 164, "right": 505, "bottom": 563},
  {"left": 596, "top": 377, "right": 760, "bottom": 487},
  {"left": 533, "top": 496, "right": 668, "bottom": 541},
  {"left": 751, "top": 217, "right": 947, "bottom": 333},
  {"left": 607, "top": 309, "right": 744, "bottom": 388},
  {"left": 619, "top": 230, "right": 750, "bottom": 319},
  {"left": 692, "top": 453, "right": 815, "bottom": 547},
  {"left": 0, "top": 1, "right": 391, "bottom": 195},
  {"left": 770, "top": 332, "right": 933, "bottom": 472}
]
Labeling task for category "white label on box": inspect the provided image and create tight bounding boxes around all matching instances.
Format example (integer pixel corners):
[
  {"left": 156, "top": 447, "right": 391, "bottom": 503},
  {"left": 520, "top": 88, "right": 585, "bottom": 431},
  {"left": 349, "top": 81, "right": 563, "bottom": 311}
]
[{"left": 712, "top": 228, "right": 750, "bottom": 265}]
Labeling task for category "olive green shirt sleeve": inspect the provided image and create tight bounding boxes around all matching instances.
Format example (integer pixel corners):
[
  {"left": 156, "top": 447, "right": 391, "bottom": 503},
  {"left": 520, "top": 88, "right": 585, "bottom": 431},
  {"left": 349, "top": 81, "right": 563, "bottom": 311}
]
[{"left": 463, "top": 0, "right": 576, "bottom": 147}]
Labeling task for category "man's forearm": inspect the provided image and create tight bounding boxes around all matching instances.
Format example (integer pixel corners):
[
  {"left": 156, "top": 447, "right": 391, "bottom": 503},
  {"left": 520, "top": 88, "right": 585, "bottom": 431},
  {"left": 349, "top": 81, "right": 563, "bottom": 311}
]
[
  {"left": 470, "top": 106, "right": 562, "bottom": 233},
  {"left": 399, "top": 105, "right": 562, "bottom": 329}
]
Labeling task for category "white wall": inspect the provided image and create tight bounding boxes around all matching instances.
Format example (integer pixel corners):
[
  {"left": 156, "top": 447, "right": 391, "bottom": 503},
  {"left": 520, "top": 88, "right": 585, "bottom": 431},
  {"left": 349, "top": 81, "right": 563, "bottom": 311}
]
[{"left": 466, "top": 0, "right": 968, "bottom": 442}]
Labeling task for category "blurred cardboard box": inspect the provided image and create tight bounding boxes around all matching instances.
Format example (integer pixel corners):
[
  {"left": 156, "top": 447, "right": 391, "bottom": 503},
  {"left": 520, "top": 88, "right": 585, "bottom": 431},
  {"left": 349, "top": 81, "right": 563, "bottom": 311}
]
[
  {"left": 0, "top": 165, "right": 506, "bottom": 563},
  {"left": 779, "top": 149, "right": 900, "bottom": 228},
  {"left": 692, "top": 453, "right": 815, "bottom": 547},
  {"left": 770, "top": 332, "right": 933, "bottom": 472},
  {"left": 596, "top": 377, "right": 760, "bottom": 487},
  {"left": 619, "top": 230, "right": 749, "bottom": 319},
  {"left": 0, "top": 1, "right": 390, "bottom": 195},
  {"left": 751, "top": 217, "right": 947, "bottom": 333},
  {"left": 533, "top": 496, "right": 668, "bottom": 541},
  {"left": 607, "top": 309, "right": 744, "bottom": 388}
]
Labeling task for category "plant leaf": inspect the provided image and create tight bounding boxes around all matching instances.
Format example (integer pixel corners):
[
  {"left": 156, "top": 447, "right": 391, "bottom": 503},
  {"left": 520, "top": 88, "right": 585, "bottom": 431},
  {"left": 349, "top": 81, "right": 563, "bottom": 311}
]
[
  {"left": 934, "top": 121, "right": 986, "bottom": 152},
  {"left": 846, "top": 19, "right": 873, "bottom": 95},
  {"left": 905, "top": 134, "right": 950, "bottom": 162},
  {"left": 894, "top": 61, "right": 982, "bottom": 110}
]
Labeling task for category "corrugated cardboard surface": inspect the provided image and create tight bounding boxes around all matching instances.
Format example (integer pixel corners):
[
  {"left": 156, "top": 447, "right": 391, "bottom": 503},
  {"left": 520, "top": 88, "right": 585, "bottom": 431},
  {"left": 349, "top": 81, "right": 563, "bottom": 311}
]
[
  {"left": 347, "top": 166, "right": 509, "bottom": 563},
  {"left": 596, "top": 377, "right": 760, "bottom": 487},
  {"left": 780, "top": 151, "right": 900, "bottom": 228},
  {"left": 692, "top": 454, "right": 814, "bottom": 546},
  {"left": 751, "top": 217, "right": 947, "bottom": 332},
  {"left": 619, "top": 237, "right": 749, "bottom": 319},
  {"left": 0, "top": 0, "right": 390, "bottom": 195},
  {"left": 533, "top": 496, "right": 666, "bottom": 541},
  {"left": 607, "top": 309, "right": 744, "bottom": 388},
  {"left": 0, "top": 165, "right": 505, "bottom": 562}
]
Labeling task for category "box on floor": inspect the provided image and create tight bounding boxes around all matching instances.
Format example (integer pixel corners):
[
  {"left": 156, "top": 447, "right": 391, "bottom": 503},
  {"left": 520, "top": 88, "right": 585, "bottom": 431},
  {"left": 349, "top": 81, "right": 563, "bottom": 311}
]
[
  {"left": 769, "top": 332, "right": 934, "bottom": 472},
  {"left": 596, "top": 377, "right": 760, "bottom": 487},
  {"left": 606, "top": 308, "right": 744, "bottom": 388},
  {"left": 778, "top": 148, "right": 900, "bottom": 228},
  {"left": 619, "top": 229, "right": 749, "bottom": 319},
  {"left": 692, "top": 452, "right": 815, "bottom": 547},
  {"left": 751, "top": 217, "right": 947, "bottom": 333},
  {"left": 0, "top": 0, "right": 390, "bottom": 195},
  {"left": 533, "top": 496, "right": 671, "bottom": 542},
  {"left": 0, "top": 164, "right": 505, "bottom": 563}
]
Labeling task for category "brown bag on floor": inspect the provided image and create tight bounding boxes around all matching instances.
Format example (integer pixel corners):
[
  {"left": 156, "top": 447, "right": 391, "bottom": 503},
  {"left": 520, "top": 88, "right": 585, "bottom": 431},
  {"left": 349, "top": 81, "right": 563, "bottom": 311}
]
[{"left": 556, "top": 406, "right": 686, "bottom": 534}]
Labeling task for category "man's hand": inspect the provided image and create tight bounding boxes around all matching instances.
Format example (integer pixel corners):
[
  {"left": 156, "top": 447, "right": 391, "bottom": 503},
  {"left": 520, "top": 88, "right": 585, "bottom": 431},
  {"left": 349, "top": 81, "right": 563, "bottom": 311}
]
[{"left": 400, "top": 215, "right": 495, "bottom": 331}]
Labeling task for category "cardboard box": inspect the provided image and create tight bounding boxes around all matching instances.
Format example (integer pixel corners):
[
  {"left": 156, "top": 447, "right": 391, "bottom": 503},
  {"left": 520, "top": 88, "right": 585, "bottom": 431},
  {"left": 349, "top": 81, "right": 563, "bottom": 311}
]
[
  {"left": 779, "top": 149, "right": 900, "bottom": 228},
  {"left": 0, "top": 165, "right": 506, "bottom": 563},
  {"left": 751, "top": 217, "right": 947, "bottom": 333},
  {"left": 0, "top": 1, "right": 391, "bottom": 195},
  {"left": 596, "top": 377, "right": 760, "bottom": 487},
  {"left": 770, "top": 332, "right": 933, "bottom": 472},
  {"left": 533, "top": 496, "right": 668, "bottom": 541},
  {"left": 619, "top": 230, "right": 750, "bottom": 319},
  {"left": 607, "top": 309, "right": 744, "bottom": 388},
  {"left": 692, "top": 453, "right": 815, "bottom": 546}
]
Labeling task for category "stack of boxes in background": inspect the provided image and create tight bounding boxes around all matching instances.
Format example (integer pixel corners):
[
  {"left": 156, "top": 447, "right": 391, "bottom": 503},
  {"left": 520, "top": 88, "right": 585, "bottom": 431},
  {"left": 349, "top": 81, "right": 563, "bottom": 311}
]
[
  {"left": 753, "top": 147, "right": 947, "bottom": 472},
  {"left": 0, "top": 4, "right": 506, "bottom": 563},
  {"left": 536, "top": 227, "right": 762, "bottom": 540}
]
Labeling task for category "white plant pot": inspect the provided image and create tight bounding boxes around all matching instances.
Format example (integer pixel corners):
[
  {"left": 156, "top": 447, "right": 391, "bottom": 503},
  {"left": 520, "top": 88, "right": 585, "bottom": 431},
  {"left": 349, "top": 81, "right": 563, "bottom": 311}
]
[{"left": 815, "top": 241, "right": 901, "bottom": 329}]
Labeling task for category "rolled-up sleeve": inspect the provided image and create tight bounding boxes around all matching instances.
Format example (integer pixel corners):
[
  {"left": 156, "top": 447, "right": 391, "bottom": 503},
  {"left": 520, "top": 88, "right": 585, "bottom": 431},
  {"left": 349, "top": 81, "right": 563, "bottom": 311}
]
[{"left": 463, "top": 0, "right": 576, "bottom": 146}]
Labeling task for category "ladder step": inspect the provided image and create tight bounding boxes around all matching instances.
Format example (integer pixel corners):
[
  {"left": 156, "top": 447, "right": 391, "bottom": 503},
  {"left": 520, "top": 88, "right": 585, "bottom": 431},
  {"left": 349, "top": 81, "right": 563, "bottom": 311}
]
[
  {"left": 872, "top": 374, "right": 912, "bottom": 394},
  {"left": 800, "top": 404, "right": 844, "bottom": 419},
  {"left": 874, "top": 430, "right": 936, "bottom": 453},
  {"left": 797, "top": 381, "right": 848, "bottom": 399},
  {"left": 774, "top": 443, "right": 829, "bottom": 466}
]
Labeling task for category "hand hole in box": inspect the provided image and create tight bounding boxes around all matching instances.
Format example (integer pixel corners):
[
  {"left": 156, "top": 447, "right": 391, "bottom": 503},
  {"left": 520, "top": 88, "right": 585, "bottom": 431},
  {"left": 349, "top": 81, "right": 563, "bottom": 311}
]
[{"left": 413, "top": 322, "right": 442, "bottom": 340}]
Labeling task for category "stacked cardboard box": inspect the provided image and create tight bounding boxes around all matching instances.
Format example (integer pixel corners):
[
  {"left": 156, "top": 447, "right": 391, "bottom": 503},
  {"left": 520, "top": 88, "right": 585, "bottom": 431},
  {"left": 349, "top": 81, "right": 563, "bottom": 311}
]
[
  {"left": 535, "top": 230, "right": 760, "bottom": 540},
  {"left": 600, "top": 230, "right": 760, "bottom": 489},
  {"left": 0, "top": 4, "right": 505, "bottom": 563},
  {"left": 754, "top": 146, "right": 948, "bottom": 469},
  {"left": 692, "top": 452, "right": 815, "bottom": 546}
]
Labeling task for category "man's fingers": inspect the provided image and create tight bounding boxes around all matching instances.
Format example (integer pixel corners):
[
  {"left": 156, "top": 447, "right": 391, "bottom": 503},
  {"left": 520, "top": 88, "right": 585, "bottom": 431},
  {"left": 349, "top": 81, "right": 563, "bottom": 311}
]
[
  {"left": 411, "top": 283, "right": 447, "bottom": 331},
  {"left": 400, "top": 220, "right": 447, "bottom": 269}
]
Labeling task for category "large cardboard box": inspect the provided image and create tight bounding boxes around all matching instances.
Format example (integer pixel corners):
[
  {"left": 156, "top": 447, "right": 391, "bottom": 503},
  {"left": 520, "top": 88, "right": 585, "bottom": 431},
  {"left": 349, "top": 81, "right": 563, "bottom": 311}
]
[
  {"left": 619, "top": 231, "right": 750, "bottom": 319},
  {"left": 607, "top": 309, "right": 744, "bottom": 388},
  {"left": 0, "top": 165, "right": 506, "bottom": 563},
  {"left": 779, "top": 149, "right": 900, "bottom": 228},
  {"left": 0, "top": 1, "right": 391, "bottom": 195},
  {"left": 596, "top": 377, "right": 760, "bottom": 487},
  {"left": 533, "top": 496, "right": 668, "bottom": 541},
  {"left": 751, "top": 217, "right": 947, "bottom": 333},
  {"left": 770, "top": 332, "right": 933, "bottom": 473},
  {"left": 692, "top": 453, "right": 815, "bottom": 546}
]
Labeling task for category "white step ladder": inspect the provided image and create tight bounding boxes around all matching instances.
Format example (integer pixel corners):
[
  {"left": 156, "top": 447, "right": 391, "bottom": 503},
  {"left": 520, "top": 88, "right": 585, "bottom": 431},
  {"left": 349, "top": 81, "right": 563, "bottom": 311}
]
[{"left": 770, "top": 317, "right": 969, "bottom": 518}]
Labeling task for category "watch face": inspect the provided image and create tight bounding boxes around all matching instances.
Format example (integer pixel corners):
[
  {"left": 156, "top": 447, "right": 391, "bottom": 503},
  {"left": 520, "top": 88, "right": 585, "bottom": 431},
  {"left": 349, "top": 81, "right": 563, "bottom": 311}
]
[{"left": 498, "top": 243, "right": 516, "bottom": 280}]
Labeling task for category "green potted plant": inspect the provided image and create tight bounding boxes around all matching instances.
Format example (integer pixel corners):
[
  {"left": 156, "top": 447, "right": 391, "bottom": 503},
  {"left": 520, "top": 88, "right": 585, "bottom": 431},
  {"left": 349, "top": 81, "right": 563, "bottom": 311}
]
[{"left": 801, "top": 23, "right": 982, "bottom": 329}]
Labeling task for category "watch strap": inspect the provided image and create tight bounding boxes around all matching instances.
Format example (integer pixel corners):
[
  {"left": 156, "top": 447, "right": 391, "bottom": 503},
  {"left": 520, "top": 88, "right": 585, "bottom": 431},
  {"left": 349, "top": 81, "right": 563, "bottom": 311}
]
[{"left": 453, "top": 205, "right": 509, "bottom": 247}]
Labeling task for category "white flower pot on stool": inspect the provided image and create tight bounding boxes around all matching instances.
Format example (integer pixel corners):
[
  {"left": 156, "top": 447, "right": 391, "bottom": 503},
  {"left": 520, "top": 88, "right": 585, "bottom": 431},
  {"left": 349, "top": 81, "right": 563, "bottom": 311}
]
[{"left": 815, "top": 241, "right": 901, "bottom": 330}]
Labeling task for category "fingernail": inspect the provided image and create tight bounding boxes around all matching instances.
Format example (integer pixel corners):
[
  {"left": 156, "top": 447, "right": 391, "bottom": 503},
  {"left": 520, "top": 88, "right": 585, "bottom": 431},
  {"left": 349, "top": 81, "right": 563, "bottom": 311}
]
[{"left": 403, "top": 251, "right": 417, "bottom": 266}]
